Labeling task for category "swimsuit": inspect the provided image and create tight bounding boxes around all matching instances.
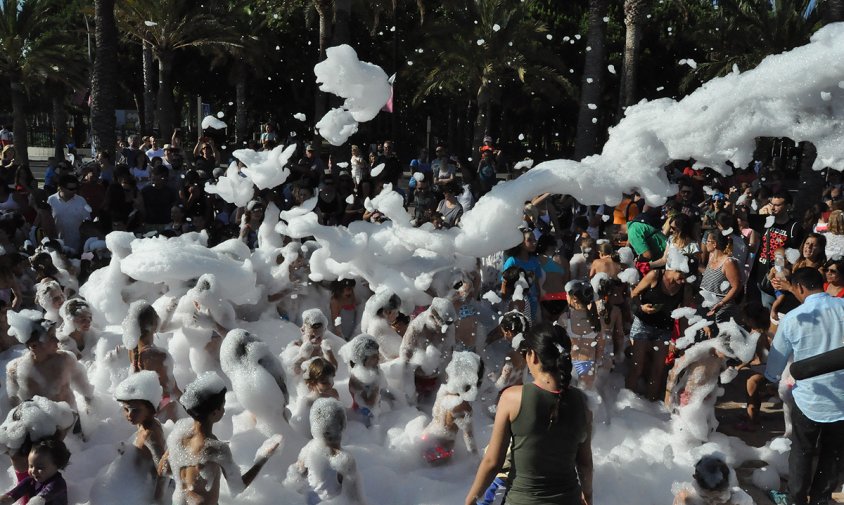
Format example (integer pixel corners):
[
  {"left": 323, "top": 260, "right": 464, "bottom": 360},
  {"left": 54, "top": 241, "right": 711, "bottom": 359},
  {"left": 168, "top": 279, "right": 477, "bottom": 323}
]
[
  {"left": 420, "top": 433, "right": 454, "bottom": 464},
  {"left": 572, "top": 360, "right": 595, "bottom": 377},
  {"left": 458, "top": 304, "right": 477, "bottom": 320}
]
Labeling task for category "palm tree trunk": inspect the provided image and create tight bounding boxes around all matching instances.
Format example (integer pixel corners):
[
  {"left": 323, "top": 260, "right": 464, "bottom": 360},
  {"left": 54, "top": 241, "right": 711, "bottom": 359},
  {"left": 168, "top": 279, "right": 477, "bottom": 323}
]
[
  {"left": 473, "top": 82, "right": 490, "bottom": 148},
  {"left": 619, "top": 0, "right": 646, "bottom": 117},
  {"left": 143, "top": 41, "right": 156, "bottom": 134},
  {"left": 825, "top": 0, "right": 844, "bottom": 22},
  {"left": 51, "top": 83, "right": 67, "bottom": 162},
  {"left": 10, "top": 80, "right": 29, "bottom": 165},
  {"left": 91, "top": 0, "right": 118, "bottom": 156},
  {"left": 333, "top": 0, "right": 351, "bottom": 46},
  {"left": 574, "top": 0, "right": 609, "bottom": 160},
  {"left": 157, "top": 50, "right": 175, "bottom": 141},
  {"left": 235, "top": 62, "right": 248, "bottom": 145},
  {"left": 314, "top": 0, "right": 333, "bottom": 134}
]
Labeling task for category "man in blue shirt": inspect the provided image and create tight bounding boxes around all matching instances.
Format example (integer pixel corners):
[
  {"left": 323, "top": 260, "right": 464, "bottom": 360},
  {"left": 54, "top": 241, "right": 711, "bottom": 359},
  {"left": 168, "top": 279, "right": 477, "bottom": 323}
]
[{"left": 765, "top": 267, "right": 844, "bottom": 505}]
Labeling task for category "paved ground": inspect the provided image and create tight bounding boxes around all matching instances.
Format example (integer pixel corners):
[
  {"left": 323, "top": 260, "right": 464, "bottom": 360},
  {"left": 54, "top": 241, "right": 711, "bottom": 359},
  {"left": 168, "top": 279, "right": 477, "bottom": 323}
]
[{"left": 714, "top": 369, "right": 844, "bottom": 504}]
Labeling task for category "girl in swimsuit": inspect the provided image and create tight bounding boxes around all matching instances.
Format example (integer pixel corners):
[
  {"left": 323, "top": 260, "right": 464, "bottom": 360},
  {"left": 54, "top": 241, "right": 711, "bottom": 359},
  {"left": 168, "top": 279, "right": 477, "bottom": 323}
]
[
  {"left": 536, "top": 235, "right": 570, "bottom": 322},
  {"left": 563, "top": 280, "right": 607, "bottom": 390}
]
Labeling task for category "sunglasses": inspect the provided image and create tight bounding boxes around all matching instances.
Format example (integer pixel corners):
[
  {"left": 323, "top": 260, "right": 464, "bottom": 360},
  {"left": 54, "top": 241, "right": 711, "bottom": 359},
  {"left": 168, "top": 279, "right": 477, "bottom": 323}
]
[{"left": 827, "top": 268, "right": 839, "bottom": 274}]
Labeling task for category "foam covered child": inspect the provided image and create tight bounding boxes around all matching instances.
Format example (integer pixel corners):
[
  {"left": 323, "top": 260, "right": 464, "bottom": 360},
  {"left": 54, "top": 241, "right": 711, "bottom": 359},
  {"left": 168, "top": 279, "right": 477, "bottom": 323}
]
[
  {"left": 487, "top": 311, "right": 531, "bottom": 393},
  {"left": 171, "top": 274, "right": 235, "bottom": 376},
  {"left": 289, "top": 357, "right": 341, "bottom": 438},
  {"left": 33, "top": 280, "right": 64, "bottom": 323},
  {"left": 55, "top": 298, "right": 95, "bottom": 359},
  {"left": 0, "top": 439, "right": 71, "bottom": 505},
  {"left": 123, "top": 300, "right": 182, "bottom": 422},
  {"left": 666, "top": 320, "right": 759, "bottom": 442},
  {"left": 339, "top": 334, "right": 386, "bottom": 426},
  {"left": 359, "top": 290, "right": 402, "bottom": 360},
  {"left": 0, "top": 397, "right": 74, "bottom": 491},
  {"left": 158, "top": 372, "right": 282, "bottom": 505},
  {"left": 671, "top": 454, "right": 753, "bottom": 505},
  {"left": 282, "top": 308, "right": 339, "bottom": 378},
  {"left": 419, "top": 351, "right": 482, "bottom": 464},
  {"left": 89, "top": 371, "right": 165, "bottom": 505},
  {"left": 5, "top": 311, "right": 93, "bottom": 414},
  {"left": 399, "top": 297, "right": 457, "bottom": 404},
  {"left": 284, "top": 397, "right": 367, "bottom": 505},
  {"left": 220, "top": 329, "right": 289, "bottom": 434},
  {"left": 329, "top": 278, "right": 358, "bottom": 341}
]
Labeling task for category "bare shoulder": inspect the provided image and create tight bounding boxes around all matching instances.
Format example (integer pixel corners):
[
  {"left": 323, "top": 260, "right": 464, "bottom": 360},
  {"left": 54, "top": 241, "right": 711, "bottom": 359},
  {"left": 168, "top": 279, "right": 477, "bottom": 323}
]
[{"left": 498, "top": 385, "right": 523, "bottom": 419}]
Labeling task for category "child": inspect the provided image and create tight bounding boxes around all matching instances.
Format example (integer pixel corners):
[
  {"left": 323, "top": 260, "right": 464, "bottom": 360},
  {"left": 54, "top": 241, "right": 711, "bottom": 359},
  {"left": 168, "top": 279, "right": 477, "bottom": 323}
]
[
  {"left": 34, "top": 280, "right": 64, "bottom": 323},
  {"left": 282, "top": 308, "right": 339, "bottom": 377},
  {"left": 158, "top": 372, "right": 282, "bottom": 505},
  {"left": 419, "top": 351, "right": 482, "bottom": 464},
  {"left": 329, "top": 278, "right": 358, "bottom": 341},
  {"left": 123, "top": 301, "right": 182, "bottom": 422},
  {"left": 0, "top": 439, "right": 71, "bottom": 505},
  {"left": 89, "top": 371, "right": 167, "bottom": 505},
  {"left": 284, "top": 397, "right": 367, "bottom": 505},
  {"left": 400, "top": 297, "right": 457, "bottom": 404},
  {"left": 590, "top": 272, "right": 626, "bottom": 366},
  {"left": 672, "top": 454, "right": 753, "bottom": 505},
  {"left": 340, "top": 334, "right": 386, "bottom": 426},
  {"left": 489, "top": 311, "right": 530, "bottom": 392},
  {"left": 5, "top": 311, "right": 93, "bottom": 413},
  {"left": 360, "top": 290, "right": 403, "bottom": 360},
  {"left": 563, "top": 280, "right": 607, "bottom": 390},
  {"left": 449, "top": 271, "right": 481, "bottom": 352},
  {"left": 219, "top": 329, "right": 289, "bottom": 434},
  {"left": 0, "top": 397, "right": 75, "bottom": 495},
  {"left": 115, "top": 371, "right": 166, "bottom": 467},
  {"left": 56, "top": 298, "right": 95, "bottom": 359},
  {"left": 666, "top": 320, "right": 759, "bottom": 442},
  {"left": 290, "top": 357, "right": 340, "bottom": 438}
]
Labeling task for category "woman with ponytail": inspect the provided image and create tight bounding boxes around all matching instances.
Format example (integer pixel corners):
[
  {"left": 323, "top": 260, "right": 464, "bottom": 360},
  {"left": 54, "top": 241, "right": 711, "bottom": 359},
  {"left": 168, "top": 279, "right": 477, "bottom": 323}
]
[{"left": 465, "top": 322, "right": 592, "bottom": 505}]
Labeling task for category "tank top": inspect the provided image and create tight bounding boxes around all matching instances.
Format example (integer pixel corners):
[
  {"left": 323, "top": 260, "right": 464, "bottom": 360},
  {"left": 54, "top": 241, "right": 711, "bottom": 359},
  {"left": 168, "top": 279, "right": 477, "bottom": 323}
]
[
  {"left": 700, "top": 257, "right": 737, "bottom": 322},
  {"left": 634, "top": 270, "right": 680, "bottom": 328},
  {"left": 507, "top": 384, "right": 589, "bottom": 505}
]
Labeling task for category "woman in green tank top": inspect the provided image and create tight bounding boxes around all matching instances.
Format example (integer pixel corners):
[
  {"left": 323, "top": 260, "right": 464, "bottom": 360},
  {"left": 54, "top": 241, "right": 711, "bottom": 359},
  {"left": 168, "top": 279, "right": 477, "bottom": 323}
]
[{"left": 465, "top": 322, "right": 593, "bottom": 505}]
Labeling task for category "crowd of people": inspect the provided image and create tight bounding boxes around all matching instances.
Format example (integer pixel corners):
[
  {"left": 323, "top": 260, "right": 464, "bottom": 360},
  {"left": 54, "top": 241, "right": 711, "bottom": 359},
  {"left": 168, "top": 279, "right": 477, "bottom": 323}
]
[{"left": 0, "top": 125, "right": 842, "bottom": 505}]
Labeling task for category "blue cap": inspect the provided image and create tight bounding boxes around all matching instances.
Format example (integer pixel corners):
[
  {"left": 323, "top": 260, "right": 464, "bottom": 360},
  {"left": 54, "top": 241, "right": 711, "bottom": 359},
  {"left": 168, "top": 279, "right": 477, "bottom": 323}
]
[{"left": 410, "top": 159, "right": 419, "bottom": 167}]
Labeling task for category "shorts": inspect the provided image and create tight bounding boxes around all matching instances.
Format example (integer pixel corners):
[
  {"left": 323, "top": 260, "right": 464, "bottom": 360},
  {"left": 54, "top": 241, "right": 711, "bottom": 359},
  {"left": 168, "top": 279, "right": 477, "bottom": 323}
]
[
  {"left": 420, "top": 433, "right": 454, "bottom": 464},
  {"left": 630, "top": 317, "right": 671, "bottom": 342},
  {"left": 572, "top": 360, "right": 595, "bottom": 377}
]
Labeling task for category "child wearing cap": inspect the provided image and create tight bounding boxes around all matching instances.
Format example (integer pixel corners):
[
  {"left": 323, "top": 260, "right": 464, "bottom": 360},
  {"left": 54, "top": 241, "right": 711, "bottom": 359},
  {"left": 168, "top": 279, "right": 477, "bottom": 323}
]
[
  {"left": 158, "top": 372, "right": 282, "bottom": 505},
  {"left": 5, "top": 310, "right": 94, "bottom": 415}
]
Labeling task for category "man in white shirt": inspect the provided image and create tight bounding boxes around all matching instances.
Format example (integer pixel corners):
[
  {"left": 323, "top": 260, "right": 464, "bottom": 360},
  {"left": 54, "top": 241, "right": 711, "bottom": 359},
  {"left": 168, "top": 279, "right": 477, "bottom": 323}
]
[
  {"left": 47, "top": 175, "right": 90, "bottom": 255},
  {"left": 146, "top": 137, "right": 164, "bottom": 159}
]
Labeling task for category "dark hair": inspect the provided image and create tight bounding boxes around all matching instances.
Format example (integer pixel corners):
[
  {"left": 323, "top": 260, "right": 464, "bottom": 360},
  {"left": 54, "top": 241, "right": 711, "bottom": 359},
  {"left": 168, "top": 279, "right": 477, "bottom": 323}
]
[
  {"left": 30, "top": 439, "right": 71, "bottom": 469},
  {"left": 791, "top": 267, "right": 824, "bottom": 291},
  {"left": 572, "top": 215, "right": 589, "bottom": 232},
  {"left": 740, "top": 301, "right": 769, "bottom": 332},
  {"left": 524, "top": 322, "right": 573, "bottom": 427},
  {"left": 375, "top": 294, "right": 401, "bottom": 316},
  {"left": 715, "top": 211, "right": 737, "bottom": 233},
  {"left": 535, "top": 234, "right": 558, "bottom": 256},
  {"left": 58, "top": 174, "right": 79, "bottom": 189},
  {"left": 770, "top": 189, "right": 791, "bottom": 204},
  {"left": 566, "top": 280, "right": 601, "bottom": 333},
  {"left": 670, "top": 213, "right": 696, "bottom": 242},
  {"left": 706, "top": 230, "right": 730, "bottom": 252},
  {"left": 501, "top": 265, "right": 527, "bottom": 297},
  {"left": 505, "top": 229, "right": 535, "bottom": 258},
  {"left": 693, "top": 455, "right": 729, "bottom": 492},
  {"left": 185, "top": 388, "right": 227, "bottom": 421},
  {"left": 500, "top": 311, "right": 530, "bottom": 336},
  {"left": 824, "top": 256, "right": 844, "bottom": 273},
  {"left": 798, "top": 232, "right": 826, "bottom": 264},
  {"left": 596, "top": 242, "right": 619, "bottom": 262},
  {"left": 330, "top": 278, "right": 356, "bottom": 298}
]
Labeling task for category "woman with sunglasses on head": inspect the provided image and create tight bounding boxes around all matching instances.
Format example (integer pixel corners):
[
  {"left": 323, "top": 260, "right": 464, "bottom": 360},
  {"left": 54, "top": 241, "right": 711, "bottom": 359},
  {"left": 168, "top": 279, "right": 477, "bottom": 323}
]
[
  {"left": 465, "top": 322, "right": 592, "bottom": 505},
  {"left": 823, "top": 257, "right": 844, "bottom": 298}
]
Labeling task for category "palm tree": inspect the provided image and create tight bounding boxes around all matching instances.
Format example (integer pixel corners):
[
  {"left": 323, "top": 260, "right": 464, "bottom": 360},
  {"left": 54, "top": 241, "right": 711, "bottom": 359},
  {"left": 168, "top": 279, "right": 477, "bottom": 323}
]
[
  {"left": 117, "top": 0, "right": 241, "bottom": 139},
  {"left": 414, "top": 0, "right": 572, "bottom": 149},
  {"left": 574, "top": 0, "right": 609, "bottom": 160},
  {"left": 681, "top": 0, "right": 821, "bottom": 90},
  {"left": 0, "top": 0, "right": 79, "bottom": 165},
  {"left": 619, "top": 0, "right": 647, "bottom": 115},
  {"left": 92, "top": 0, "right": 119, "bottom": 155},
  {"left": 142, "top": 41, "right": 156, "bottom": 133}
]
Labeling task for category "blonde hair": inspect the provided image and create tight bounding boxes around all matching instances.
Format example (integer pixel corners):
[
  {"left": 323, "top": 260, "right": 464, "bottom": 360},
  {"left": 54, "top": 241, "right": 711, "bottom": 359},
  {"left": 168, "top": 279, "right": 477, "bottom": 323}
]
[{"left": 829, "top": 210, "right": 844, "bottom": 235}]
